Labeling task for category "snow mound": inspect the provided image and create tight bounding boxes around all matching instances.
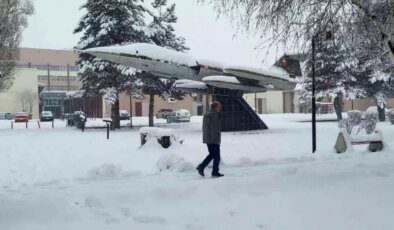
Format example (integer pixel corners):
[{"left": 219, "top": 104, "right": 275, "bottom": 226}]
[
  {"left": 156, "top": 153, "right": 194, "bottom": 172},
  {"left": 87, "top": 164, "right": 138, "bottom": 180}
]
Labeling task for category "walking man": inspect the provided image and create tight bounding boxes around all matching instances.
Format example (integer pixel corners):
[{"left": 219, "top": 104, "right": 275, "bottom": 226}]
[{"left": 197, "top": 101, "right": 224, "bottom": 178}]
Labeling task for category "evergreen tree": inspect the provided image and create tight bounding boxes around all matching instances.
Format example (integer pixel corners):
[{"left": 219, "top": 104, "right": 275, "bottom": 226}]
[
  {"left": 348, "top": 46, "right": 393, "bottom": 121},
  {"left": 298, "top": 37, "right": 352, "bottom": 121},
  {"left": 346, "top": 12, "right": 394, "bottom": 121},
  {"left": 142, "top": 0, "right": 188, "bottom": 127},
  {"left": 74, "top": 0, "right": 149, "bottom": 128}
]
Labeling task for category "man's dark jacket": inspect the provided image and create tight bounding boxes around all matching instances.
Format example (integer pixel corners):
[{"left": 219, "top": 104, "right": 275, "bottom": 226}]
[{"left": 203, "top": 110, "right": 221, "bottom": 144}]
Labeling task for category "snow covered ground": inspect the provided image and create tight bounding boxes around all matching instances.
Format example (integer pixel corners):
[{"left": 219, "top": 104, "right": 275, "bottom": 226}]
[{"left": 1, "top": 114, "right": 394, "bottom": 230}]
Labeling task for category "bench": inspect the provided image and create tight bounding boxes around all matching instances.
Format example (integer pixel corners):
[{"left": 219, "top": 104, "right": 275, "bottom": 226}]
[
  {"left": 335, "top": 130, "right": 384, "bottom": 153},
  {"left": 140, "top": 127, "right": 175, "bottom": 149}
]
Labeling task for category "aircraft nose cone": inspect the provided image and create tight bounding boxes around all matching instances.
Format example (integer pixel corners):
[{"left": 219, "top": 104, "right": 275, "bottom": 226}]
[{"left": 83, "top": 46, "right": 121, "bottom": 64}]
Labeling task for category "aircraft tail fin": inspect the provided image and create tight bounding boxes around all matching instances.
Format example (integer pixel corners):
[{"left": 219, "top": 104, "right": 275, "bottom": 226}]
[{"left": 273, "top": 53, "right": 307, "bottom": 78}]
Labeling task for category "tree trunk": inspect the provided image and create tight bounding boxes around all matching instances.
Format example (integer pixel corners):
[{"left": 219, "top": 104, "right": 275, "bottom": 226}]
[
  {"left": 377, "top": 104, "right": 386, "bottom": 122},
  {"left": 129, "top": 94, "right": 133, "bottom": 128},
  {"left": 334, "top": 95, "right": 343, "bottom": 121},
  {"left": 149, "top": 93, "right": 154, "bottom": 127},
  {"left": 390, "top": 0, "right": 394, "bottom": 65},
  {"left": 111, "top": 96, "right": 121, "bottom": 129}
]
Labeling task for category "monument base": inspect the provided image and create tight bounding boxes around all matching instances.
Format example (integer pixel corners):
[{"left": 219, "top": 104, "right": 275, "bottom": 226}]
[{"left": 209, "top": 88, "right": 269, "bottom": 132}]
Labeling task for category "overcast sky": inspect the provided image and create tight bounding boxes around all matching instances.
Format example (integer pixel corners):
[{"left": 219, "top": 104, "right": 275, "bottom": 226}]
[{"left": 21, "top": 0, "right": 283, "bottom": 67}]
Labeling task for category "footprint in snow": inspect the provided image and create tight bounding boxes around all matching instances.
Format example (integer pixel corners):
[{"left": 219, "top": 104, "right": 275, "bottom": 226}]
[
  {"left": 133, "top": 215, "right": 166, "bottom": 224},
  {"left": 256, "top": 223, "right": 270, "bottom": 229}
]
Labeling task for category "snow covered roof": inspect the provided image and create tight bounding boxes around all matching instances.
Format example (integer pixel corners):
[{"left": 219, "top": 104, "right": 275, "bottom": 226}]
[
  {"left": 203, "top": 76, "right": 241, "bottom": 84},
  {"left": 85, "top": 43, "right": 198, "bottom": 67}
]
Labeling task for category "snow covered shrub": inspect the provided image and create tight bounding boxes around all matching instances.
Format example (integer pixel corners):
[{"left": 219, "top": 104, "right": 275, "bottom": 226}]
[
  {"left": 388, "top": 109, "right": 394, "bottom": 124},
  {"left": 364, "top": 108, "right": 379, "bottom": 121},
  {"left": 347, "top": 110, "right": 362, "bottom": 126},
  {"left": 361, "top": 112, "right": 378, "bottom": 135},
  {"left": 339, "top": 119, "right": 354, "bottom": 135},
  {"left": 339, "top": 110, "right": 363, "bottom": 134}
]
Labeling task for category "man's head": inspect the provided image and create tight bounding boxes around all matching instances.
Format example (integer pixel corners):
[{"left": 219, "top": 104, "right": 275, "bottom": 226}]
[{"left": 211, "top": 101, "right": 222, "bottom": 113}]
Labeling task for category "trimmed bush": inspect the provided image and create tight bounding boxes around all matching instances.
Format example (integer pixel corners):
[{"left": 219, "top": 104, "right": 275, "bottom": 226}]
[
  {"left": 347, "top": 110, "right": 362, "bottom": 126},
  {"left": 388, "top": 109, "right": 394, "bottom": 125}
]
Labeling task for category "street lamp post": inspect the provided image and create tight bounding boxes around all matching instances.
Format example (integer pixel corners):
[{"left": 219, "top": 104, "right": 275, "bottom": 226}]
[
  {"left": 311, "top": 37, "right": 317, "bottom": 153},
  {"left": 311, "top": 30, "right": 332, "bottom": 154}
]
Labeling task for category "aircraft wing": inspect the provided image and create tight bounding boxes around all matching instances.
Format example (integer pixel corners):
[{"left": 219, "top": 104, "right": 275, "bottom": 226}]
[
  {"left": 174, "top": 80, "right": 209, "bottom": 94},
  {"left": 224, "top": 65, "right": 297, "bottom": 91},
  {"left": 202, "top": 76, "right": 267, "bottom": 93}
]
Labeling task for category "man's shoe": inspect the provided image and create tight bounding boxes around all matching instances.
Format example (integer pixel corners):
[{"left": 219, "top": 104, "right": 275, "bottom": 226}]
[
  {"left": 212, "top": 173, "right": 224, "bottom": 178},
  {"left": 196, "top": 165, "right": 205, "bottom": 177}
]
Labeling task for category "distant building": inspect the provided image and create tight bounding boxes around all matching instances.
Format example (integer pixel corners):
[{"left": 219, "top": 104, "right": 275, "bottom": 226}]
[
  {"left": 0, "top": 67, "right": 40, "bottom": 119},
  {"left": 244, "top": 91, "right": 300, "bottom": 114}
]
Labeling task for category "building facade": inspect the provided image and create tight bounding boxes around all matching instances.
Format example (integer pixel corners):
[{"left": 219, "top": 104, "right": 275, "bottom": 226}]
[
  {"left": 244, "top": 91, "right": 300, "bottom": 114},
  {"left": 0, "top": 68, "right": 40, "bottom": 119}
]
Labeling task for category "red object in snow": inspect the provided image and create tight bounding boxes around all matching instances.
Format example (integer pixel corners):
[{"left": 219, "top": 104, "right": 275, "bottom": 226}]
[{"left": 14, "top": 112, "right": 29, "bottom": 123}]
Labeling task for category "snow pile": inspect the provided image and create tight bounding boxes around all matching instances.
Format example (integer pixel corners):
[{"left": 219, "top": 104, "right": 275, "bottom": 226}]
[
  {"left": 86, "top": 164, "right": 125, "bottom": 180},
  {"left": 155, "top": 153, "right": 194, "bottom": 172},
  {"left": 203, "top": 75, "right": 241, "bottom": 84},
  {"left": 85, "top": 43, "right": 197, "bottom": 67}
]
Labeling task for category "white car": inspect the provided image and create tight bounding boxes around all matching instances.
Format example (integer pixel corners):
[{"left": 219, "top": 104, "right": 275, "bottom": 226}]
[{"left": 174, "top": 109, "right": 191, "bottom": 122}]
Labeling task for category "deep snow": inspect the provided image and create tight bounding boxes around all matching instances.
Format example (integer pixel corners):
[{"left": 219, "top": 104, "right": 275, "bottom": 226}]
[{"left": 1, "top": 114, "right": 394, "bottom": 230}]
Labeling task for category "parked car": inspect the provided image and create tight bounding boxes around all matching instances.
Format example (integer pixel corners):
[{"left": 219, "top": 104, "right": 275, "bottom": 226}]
[
  {"left": 119, "top": 110, "right": 130, "bottom": 120},
  {"left": 0, "top": 112, "right": 8, "bottom": 120},
  {"left": 40, "top": 111, "right": 54, "bottom": 122},
  {"left": 174, "top": 109, "right": 191, "bottom": 122},
  {"left": 156, "top": 109, "right": 175, "bottom": 119},
  {"left": 14, "top": 112, "right": 29, "bottom": 123}
]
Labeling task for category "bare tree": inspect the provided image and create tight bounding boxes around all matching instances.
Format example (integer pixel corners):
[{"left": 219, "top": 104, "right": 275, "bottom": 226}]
[
  {"left": 201, "top": 0, "right": 393, "bottom": 66},
  {"left": 17, "top": 89, "right": 38, "bottom": 116},
  {"left": 0, "top": 0, "right": 34, "bottom": 92}
]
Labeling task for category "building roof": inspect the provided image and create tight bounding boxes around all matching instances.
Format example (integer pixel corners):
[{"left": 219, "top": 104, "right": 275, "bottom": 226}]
[{"left": 19, "top": 48, "right": 79, "bottom": 66}]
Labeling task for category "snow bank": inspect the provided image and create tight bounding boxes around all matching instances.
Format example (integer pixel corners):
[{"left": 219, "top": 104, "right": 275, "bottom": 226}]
[
  {"left": 155, "top": 153, "right": 194, "bottom": 172},
  {"left": 85, "top": 43, "right": 197, "bottom": 67}
]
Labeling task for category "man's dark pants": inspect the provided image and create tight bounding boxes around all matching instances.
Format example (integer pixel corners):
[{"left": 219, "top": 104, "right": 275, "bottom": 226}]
[{"left": 200, "top": 144, "right": 220, "bottom": 174}]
